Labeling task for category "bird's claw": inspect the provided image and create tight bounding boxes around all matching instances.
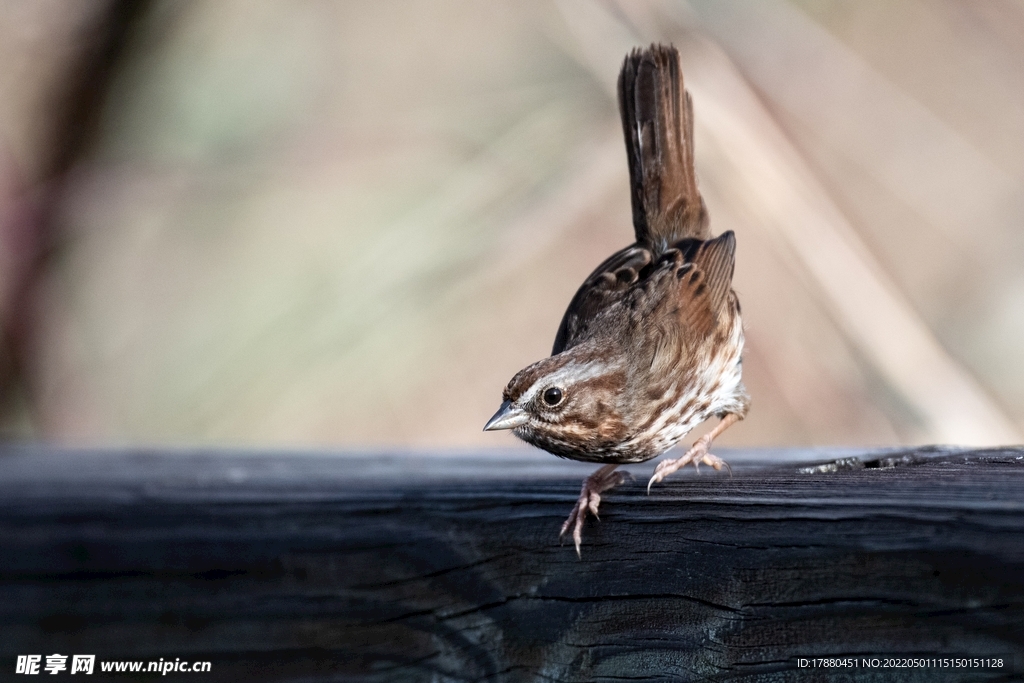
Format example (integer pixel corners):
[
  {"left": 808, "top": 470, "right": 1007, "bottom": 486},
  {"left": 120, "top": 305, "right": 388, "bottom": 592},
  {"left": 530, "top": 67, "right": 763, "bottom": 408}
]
[
  {"left": 559, "top": 466, "right": 627, "bottom": 558},
  {"left": 647, "top": 437, "right": 730, "bottom": 493}
]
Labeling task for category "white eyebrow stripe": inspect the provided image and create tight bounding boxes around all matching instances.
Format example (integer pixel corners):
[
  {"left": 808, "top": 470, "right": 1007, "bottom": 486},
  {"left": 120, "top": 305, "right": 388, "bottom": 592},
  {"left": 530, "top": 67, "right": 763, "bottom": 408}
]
[{"left": 521, "top": 361, "right": 605, "bottom": 403}]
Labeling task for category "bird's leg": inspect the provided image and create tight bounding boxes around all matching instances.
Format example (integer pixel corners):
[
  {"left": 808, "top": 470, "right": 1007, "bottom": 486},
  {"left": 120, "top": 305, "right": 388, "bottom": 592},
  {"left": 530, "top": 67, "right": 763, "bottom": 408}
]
[
  {"left": 647, "top": 412, "right": 741, "bottom": 492},
  {"left": 559, "top": 464, "right": 629, "bottom": 558}
]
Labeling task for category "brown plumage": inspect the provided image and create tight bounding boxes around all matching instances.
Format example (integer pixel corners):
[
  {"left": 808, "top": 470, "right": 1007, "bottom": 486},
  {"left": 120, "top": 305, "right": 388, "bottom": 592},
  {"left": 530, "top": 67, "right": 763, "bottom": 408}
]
[{"left": 484, "top": 45, "right": 749, "bottom": 556}]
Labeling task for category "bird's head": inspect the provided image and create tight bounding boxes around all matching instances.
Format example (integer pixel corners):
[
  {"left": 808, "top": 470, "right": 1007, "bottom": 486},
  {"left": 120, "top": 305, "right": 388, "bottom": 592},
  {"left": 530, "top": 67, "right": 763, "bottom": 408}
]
[{"left": 483, "top": 350, "right": 627, "bottom": 458}]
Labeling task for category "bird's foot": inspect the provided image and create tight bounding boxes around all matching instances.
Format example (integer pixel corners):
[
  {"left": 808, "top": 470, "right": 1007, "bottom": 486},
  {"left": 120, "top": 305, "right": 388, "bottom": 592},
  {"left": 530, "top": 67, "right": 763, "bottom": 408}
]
[
  {"left": 647, "top": 435, "right": 730, "bottom": 493},
  {"left": 560, "top": 465, "right": 629, "bottom": 558}
]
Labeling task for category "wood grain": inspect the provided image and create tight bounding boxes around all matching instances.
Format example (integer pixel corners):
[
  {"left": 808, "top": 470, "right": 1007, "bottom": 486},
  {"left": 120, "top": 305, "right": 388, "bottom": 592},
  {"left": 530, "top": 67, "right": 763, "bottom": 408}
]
[{"left": 0, "top": 446, "right": 1022, "bottom": 681}]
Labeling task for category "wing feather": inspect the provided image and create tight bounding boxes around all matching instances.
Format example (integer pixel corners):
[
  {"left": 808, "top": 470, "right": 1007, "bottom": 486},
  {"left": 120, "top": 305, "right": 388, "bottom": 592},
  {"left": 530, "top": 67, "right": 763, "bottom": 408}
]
[
  {"left": 552, "top": 245, "right": 651, "bottom": 355},
  {"left": 551, "top": 232, "right": 736, "bottom": 358}
]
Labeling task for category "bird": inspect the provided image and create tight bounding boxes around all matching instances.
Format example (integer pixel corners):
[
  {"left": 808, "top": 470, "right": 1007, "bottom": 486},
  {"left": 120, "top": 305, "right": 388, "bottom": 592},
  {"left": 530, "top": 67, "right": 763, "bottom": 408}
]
[{"left": 484, "top": 44, "right": 749, "bottom": 556}]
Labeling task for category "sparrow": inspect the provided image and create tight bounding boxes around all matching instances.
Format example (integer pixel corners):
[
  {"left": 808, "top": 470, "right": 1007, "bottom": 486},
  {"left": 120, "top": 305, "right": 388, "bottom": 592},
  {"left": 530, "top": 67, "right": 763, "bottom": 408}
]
[{"left": 484, "top": 44, "right": 749, "bottom": 556}]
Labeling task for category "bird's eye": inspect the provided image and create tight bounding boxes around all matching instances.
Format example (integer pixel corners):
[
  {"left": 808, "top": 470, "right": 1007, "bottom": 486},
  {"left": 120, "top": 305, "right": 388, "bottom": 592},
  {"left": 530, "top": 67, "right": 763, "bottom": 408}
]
[{"left": 542, "top": 387, "right": 564, "bottom": 406}]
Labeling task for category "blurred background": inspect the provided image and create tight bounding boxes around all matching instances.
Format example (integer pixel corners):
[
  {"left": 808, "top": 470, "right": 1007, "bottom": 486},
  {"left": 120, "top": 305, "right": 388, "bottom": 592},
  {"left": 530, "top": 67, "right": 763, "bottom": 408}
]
[{"left": 2, "top": 0, "right": 1024, "bottom": 450}]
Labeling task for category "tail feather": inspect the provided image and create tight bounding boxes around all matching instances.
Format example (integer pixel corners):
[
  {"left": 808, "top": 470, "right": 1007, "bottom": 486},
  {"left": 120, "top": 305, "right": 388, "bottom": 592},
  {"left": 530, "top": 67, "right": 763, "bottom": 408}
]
[{"left": 618, "top": 44, "right": 709, "bottom": 249}]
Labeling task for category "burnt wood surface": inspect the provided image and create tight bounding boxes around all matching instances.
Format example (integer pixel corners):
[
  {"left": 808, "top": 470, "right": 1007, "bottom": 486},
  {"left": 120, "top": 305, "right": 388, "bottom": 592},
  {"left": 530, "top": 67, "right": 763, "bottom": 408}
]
[{"left": 0, "top": 445, "right": 1023, "bottom": 681}]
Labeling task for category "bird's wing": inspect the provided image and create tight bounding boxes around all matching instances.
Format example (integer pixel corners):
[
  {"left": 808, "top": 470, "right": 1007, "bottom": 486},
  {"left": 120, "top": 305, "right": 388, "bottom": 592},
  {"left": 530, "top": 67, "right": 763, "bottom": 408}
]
[
  {"left": 552, "top": 232, "right": 736, "bottom": 358},
  {"left": 666, "top": 230, "right": 737, "bottom": 346},
  {"left": 552, "top": 244, "right": 652, "bottom": 355},
  {"left": 639, "top": 231, "right": 737, "bottom": 377}
]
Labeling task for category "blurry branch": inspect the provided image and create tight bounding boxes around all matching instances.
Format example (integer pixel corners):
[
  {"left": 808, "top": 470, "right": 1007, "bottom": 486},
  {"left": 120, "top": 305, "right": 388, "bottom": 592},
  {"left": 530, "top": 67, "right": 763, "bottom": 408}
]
[
  {"left": 688, "top": 52, "right": 1021, "bottom": 445},
  {"left": 0, "top": 0, "right": 150, "bottom": 435},
  {"left": 689, "top": 0, "right": 1019, "bottom": 264},
  {"left": 554, "top": 0, "right": 1021, "bottom": 444}
]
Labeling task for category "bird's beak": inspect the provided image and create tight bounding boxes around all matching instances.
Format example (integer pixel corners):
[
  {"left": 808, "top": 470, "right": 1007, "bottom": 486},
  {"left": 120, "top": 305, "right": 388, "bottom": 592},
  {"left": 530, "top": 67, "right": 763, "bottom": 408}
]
[{"left": 483, "top": 400, "right": 529, "bottom": 431}]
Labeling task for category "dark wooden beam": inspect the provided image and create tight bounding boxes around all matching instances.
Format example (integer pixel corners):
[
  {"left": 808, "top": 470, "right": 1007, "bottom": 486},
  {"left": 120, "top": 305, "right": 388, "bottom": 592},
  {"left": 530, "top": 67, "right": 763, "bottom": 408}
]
[{"left": 0, "top": 446, "right": 1022, "bottom": 681}]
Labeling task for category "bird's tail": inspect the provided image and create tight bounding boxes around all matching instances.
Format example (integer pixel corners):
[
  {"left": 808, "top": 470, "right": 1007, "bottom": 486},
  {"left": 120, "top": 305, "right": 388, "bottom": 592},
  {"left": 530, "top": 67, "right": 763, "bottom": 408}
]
[{"left": 618, "top": 44, "right": 709, "bottom": 250}]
